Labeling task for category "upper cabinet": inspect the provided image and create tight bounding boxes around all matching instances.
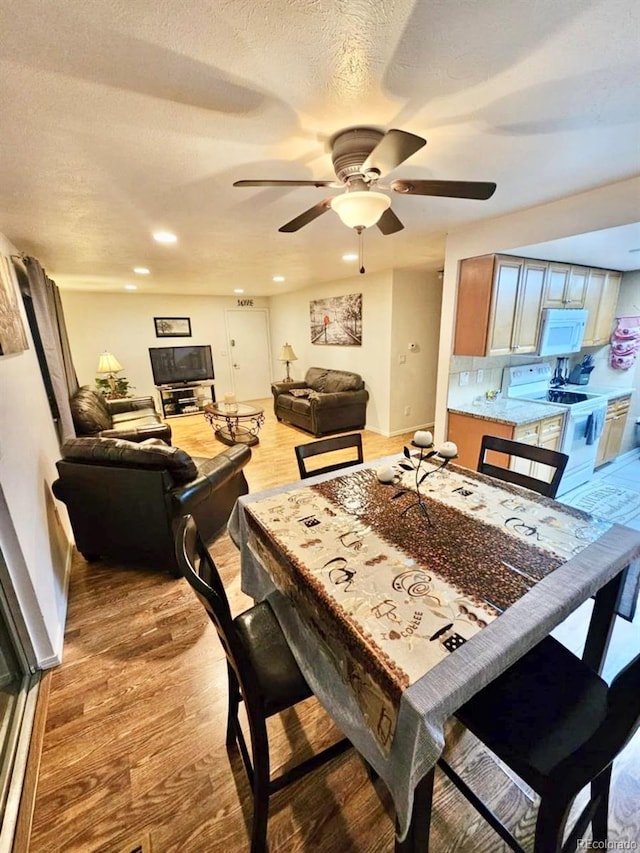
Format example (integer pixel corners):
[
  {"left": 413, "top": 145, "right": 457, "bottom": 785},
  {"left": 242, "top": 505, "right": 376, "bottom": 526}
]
[
  {"left": 582, "top": 269, "right": 621, "bottom": 347},
  {"left": 454, "top": 255, "right": 545, "bottom": 356},
  {"left": 453, "top": 254, "right": 622, "bottom": 357},
  {"left": 542, "top": 264, "right": 588, "bottom": 308}
]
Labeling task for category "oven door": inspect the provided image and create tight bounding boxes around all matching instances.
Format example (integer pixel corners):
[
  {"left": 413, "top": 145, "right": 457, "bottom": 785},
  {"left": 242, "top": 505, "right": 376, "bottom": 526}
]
[{"left": 557, "top": 403, "right": 607, "bottom": 495}]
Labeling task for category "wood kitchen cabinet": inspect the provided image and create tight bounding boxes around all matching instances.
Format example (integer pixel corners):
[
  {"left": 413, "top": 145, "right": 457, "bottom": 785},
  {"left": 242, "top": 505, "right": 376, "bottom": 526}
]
[
  {"left": 595, "top": 395, "right": 631, "bottom": 467},
  {"left": 454, "top": 255, "right": 545, "bottom": 356},
  {"left": 542, "top": 263, "right": 587, "bottom": 308},
  {"left": 582, "top": 269, "right": 622, "bottom": 347},
  {"left": 448, "top": 411, "right": 564, "bottom": 479}
]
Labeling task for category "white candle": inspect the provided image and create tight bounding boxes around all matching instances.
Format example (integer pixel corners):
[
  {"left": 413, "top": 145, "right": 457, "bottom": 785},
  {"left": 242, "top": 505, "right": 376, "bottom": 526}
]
[
  {"left": 413, "top": 430, "right": 433, "bottom": 448},
  {"left": 438, "top": 441, "right": 458, "bottom": 458},
  {"left": 224, "top": 392, "right": 236, "bottom": 405},
  {"left": 376, "top": 465, "right": 397, "bottom": 484}
]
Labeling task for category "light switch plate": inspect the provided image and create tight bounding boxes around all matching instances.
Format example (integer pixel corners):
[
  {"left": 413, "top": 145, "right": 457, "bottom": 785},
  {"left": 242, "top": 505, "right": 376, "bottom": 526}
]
[
  {"left": 476, "top": 369, "right": 484, "bottom": 382},
  {"left": 459, "top": 371, "right": 470, "bottom": 386}
]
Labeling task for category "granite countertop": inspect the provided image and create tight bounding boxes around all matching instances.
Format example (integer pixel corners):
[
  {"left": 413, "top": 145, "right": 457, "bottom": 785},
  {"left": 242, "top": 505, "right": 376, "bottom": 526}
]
[{"left": 448, "top": 398, "right": 567, "bottom": 426}]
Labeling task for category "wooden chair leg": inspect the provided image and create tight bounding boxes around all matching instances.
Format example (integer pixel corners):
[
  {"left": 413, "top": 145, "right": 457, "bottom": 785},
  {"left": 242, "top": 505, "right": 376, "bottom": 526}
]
[
  {"left": 591, "top": 765, "right": 612, "bottom": 842},
  {"left": 250, "top": 718, "right": 271, "bottom": 853},
  {"left": 534, "top": 797, "right": 571, "bottom": 853}
]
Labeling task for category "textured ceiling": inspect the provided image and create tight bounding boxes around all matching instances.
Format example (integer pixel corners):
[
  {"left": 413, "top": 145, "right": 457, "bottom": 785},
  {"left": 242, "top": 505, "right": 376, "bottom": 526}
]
[{"left": 0, "top": 0, "right": 638, "bottom": 296}]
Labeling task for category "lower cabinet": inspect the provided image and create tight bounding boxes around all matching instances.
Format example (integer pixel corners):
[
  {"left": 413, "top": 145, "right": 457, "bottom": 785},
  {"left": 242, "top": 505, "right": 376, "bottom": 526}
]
[
  {"left": 596, "top": 396, "right": 631, "bottom": 467},
  {"left": 448, "top": 411, "right": 564, "bottom": 483}
]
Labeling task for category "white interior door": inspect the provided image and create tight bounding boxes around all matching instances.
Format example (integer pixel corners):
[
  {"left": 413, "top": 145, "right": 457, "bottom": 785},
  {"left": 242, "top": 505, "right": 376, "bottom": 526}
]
[{"left": 225, "top": 310, "right": 272, "bottom": 401}]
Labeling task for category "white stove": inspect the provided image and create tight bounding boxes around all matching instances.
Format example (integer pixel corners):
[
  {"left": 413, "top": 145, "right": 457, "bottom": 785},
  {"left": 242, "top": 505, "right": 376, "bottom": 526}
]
[{"left": 502, "top": 362, "right": 608, "bottom": 495}]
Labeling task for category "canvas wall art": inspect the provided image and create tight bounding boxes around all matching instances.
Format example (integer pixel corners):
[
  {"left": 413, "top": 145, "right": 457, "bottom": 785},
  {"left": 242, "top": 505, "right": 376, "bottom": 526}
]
[
  {"left": 310, "top": 293, "right": 362, "bottom": 346},
  {"left": 0, "top": 254, "right": 29, "bottom": 355}
]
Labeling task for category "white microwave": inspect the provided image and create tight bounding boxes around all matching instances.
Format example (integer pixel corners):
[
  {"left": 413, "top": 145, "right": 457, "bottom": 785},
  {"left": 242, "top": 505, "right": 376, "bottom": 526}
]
[{"left": 537, "top": 308, "right": 588, "bottom": 356}]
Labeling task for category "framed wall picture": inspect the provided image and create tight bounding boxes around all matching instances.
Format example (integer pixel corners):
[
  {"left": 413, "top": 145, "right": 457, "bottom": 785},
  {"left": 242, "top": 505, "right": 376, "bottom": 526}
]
[
  {"left": 154, "top": 317, "right": 192, "bottom": 338},
  {"left": 0, "top": 254, "right": 29, "bottom": 355},
  {"left": 310, "top": 293, "right": 362, "bottom": 346}
]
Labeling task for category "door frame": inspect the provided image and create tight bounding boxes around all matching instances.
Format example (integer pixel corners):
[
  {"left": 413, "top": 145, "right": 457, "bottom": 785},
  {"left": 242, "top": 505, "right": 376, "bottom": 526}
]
[{"left": 224, "top": 308, "right": 274, "bottom": 399}]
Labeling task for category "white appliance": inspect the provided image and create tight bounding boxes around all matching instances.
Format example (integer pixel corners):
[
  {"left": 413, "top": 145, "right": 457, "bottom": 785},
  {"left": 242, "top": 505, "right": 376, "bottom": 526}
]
[
  {"left": 537, "top": 308, "right": 588, "bottom": 357},
  {"left": 502, "top": 362, "right": 608, "bottom": 495}
]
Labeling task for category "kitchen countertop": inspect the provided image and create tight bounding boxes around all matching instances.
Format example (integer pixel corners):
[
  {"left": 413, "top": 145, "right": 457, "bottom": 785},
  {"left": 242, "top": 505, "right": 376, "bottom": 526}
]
[{"left": 448, "top": 398, "right": 567, "bottom": 426}]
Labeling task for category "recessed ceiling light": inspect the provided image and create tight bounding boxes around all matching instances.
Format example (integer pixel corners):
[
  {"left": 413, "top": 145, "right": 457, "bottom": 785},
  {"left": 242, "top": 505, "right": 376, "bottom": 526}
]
[
  {"left": 133, "top": 267, "right": 150, "bottom": 274},
  {"left": 234, "top": 288, "right": 244, "bottom": 294},
  {"left": 272, "top": 275, "right": 285, "bottom": 282},
  {"left": 152, "top": 231, "right": 177, "bottom": 244},
  {"left": 124, "top": 284, "right": 138, "bottom": 291},
  {"left": 342, "top": 253, "right": 358, "bottom": 262}
]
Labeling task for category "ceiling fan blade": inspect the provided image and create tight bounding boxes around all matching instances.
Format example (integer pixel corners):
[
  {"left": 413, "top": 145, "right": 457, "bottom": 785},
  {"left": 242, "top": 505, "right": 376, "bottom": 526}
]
[
  {"left": 278, "top": 199, "right": 333, "bottom": 232},
  {"left": 361, "top": 129, "right": 427, "bottom": 177},
  {"left": 377, "top": 208, "right": 404, "bottom": 235},
  {"left": 234, "top": 179, "right": 336, "bottom": 188},
  {"left": 391, "top": 179, "right": 497, "bottom": 200}
]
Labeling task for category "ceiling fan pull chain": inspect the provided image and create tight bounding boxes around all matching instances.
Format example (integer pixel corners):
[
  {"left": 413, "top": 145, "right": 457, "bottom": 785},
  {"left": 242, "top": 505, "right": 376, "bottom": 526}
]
[{"left": 358, "top": 226, "right": 365, "bottom": 274}]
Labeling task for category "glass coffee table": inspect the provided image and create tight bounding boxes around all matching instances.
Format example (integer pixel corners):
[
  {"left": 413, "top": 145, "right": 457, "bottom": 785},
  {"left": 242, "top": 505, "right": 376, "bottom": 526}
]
[{"left": 203, "top": 402, "right": 265, "bottom": 446}]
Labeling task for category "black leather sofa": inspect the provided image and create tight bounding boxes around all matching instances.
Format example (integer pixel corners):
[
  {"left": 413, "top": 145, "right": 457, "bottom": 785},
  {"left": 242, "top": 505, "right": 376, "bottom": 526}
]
[
  {"left": 70, "top": 385, "right": 172, "bottom": 444},
  {"left": 53, "top": 437, "right": 250, "bottom": 574},
  {"left": 272, "top": 367, "right": 369, "bottom": 436}
]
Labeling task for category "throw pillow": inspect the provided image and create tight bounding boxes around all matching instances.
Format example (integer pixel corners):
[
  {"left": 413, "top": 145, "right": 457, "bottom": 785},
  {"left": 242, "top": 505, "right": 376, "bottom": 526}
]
[{"left": 290, "top": 388, "right": 312, "bottom": 398}]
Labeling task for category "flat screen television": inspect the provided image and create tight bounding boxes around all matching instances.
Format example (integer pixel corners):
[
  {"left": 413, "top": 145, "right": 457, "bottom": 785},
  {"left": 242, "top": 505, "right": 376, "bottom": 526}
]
[{"left": 149, "top": 345, "right": 214, "bottom": 386}]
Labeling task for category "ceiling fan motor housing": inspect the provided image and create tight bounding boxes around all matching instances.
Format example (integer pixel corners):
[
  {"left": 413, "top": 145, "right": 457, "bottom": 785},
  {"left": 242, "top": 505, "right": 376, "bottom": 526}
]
[{"left": 331, "top": 127, "right": 384, "bottom": 184}]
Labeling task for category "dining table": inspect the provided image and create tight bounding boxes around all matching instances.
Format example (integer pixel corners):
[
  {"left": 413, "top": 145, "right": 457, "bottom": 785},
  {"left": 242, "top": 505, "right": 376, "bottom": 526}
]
[{"left": 228, "top": 449, "right": 640, "bottom": 851}]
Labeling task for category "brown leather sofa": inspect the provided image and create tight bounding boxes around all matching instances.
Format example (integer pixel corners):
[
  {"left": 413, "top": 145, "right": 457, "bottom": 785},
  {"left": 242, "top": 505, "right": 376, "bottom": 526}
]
[
  {"left": 70, "top": 385, "right": 172, "bottom": 444},
  {"left": 53, "top": 437, "right": 250, "bottom": 575},
  {"left": 272, "top": 367, "right": 369, "bottom": 436}
]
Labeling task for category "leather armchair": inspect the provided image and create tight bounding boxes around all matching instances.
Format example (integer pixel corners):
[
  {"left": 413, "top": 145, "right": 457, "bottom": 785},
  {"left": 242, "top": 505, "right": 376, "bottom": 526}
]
[
  {"left": 70, "top": 385, "right": 172, "bottom": 444},
  {"left": 53, "top": 437, "right": 251, "bottom": 575}
]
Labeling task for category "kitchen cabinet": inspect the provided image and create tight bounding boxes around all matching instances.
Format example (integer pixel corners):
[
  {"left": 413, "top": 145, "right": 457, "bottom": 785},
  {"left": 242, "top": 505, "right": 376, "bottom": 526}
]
[
  {"left": 542, "top": 264, "right": 587, "bottom": 308},
  {"left": 448, "top": 411, "right": 564, "bottom": 478},
  {"left": 582, "top": 270, "right": 622, "bottom": 347},
  {"left": 595, "top": 395, "right": 631, "bottom": 467},
  {"left": 454, "top": 255, "right": 545, "bottom": 356}
]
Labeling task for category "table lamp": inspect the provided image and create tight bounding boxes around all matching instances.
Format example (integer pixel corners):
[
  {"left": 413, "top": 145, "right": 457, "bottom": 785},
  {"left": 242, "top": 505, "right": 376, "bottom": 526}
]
[
  {"left": 96, "top": 351, "right": 123, "bottom": 393},
  {"left": 279, "top": 343, "right": 297, "bottom": 382}
]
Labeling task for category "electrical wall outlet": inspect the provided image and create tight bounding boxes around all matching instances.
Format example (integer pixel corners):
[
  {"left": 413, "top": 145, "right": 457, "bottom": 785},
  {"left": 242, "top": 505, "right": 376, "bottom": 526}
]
[
  {"left": 404, "top": 405, "right": 411, "bottom": 416},
  {"left": 476, "top": 368, "right": 484, "bottom": 382},
  {"left": 459, "top": 371, "right": 470, "bottom": 386}
]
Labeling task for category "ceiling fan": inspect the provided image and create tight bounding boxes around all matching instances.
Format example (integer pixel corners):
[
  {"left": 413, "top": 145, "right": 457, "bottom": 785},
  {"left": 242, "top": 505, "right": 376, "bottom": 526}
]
[{"left": 233, "top": 126, "right": 497, "bottom": 235}]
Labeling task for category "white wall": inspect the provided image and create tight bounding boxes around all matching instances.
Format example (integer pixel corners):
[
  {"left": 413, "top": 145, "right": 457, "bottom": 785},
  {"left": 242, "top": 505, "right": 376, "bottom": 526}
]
[
  {"left": 0, "top": 234, "right": 72, "bottom": 666},
  {"left": 389, "top": 269, "right": 442, "bottom": 435},
  {"left": 436, "top": 177, "right": 640, "bottom": 444},
  {"left": 60, "top": 291, "right": 269, "bottom": 405}
]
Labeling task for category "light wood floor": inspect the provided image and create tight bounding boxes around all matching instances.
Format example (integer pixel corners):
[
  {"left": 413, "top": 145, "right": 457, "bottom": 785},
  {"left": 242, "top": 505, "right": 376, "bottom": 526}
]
[{"left": 27, "top": 402, "right": 640, "bottom": 852}]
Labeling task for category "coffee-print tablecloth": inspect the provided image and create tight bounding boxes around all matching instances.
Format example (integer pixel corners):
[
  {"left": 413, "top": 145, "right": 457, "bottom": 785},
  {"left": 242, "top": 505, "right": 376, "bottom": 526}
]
[{"left": 229, "top": 455, "right": 639, "bottom": 839}]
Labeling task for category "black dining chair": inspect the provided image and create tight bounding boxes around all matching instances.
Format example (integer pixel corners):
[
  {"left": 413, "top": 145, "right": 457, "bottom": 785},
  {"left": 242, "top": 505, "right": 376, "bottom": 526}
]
[
  {"left": 477, "top": 434, "right": 569, "bottom": 498},
  {"left": 294, "top": 432, "right": 364, "bottom": 479},
  {"left": 437, "top": 637, "right": 640, "bottom": 852},
  {"left": 175, "top": 515, "right": 350, "bottom": 853}
]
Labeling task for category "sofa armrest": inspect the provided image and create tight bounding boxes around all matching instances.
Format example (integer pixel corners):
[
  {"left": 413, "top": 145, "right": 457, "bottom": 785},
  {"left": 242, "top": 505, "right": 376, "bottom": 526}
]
[
  {"left": 106, "top": 396, "right": 158, "bottom": 415},
  {"left": 99, "top": 423, "right": 172, "bottom": 443},
  {"left": 172, "top": 444, "right": 251, "bottom": 515},
  {"left": 271, "top": 381, "right": 306, "bottom": 399},
  {"left": 311, "top": 389, "right": 370, "bottom": 408}
]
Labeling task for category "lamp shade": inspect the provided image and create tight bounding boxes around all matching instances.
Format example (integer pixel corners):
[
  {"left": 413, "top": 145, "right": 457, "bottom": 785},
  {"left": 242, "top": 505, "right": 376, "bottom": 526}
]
[
  {"left": 279, "top": 343, "right": 297, "bottom": 362},
  {"left": 96, "top": 352, "right": 123, "bottom": 374},
  {"left": 330, "top": 190, "right": 391, "bottom": 229}
]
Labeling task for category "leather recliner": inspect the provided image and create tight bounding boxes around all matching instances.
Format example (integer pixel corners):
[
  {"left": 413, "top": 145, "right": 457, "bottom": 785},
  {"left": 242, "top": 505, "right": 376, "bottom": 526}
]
[{"left": 52, "top": 436, "right": 251, "bottom": 575}]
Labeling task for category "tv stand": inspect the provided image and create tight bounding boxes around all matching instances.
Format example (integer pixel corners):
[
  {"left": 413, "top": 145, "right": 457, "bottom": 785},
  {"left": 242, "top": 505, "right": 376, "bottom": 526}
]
[{"left": 156, "top": 381, "right": 215, "bottom": 418}]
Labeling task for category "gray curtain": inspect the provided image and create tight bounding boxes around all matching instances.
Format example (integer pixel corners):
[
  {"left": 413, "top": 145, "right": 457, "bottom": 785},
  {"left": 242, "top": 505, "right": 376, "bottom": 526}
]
[{"left": 22, "top": 257, "right": 78, "bottom": 441}]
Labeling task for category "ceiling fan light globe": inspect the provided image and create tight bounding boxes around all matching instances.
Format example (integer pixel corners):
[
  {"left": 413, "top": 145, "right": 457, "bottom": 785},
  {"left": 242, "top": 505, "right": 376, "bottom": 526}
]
[{"left": 330, "top": 191, "right": 391, "bottom": 229}]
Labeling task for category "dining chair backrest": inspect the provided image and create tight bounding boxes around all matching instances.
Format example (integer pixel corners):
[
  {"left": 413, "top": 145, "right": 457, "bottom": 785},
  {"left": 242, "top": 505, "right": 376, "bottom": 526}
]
[
  {"left": 295, "top": 432, "right": 364, "bottom": 479},
  {"left": 477, "top": 434, "right": 569, "bottom": 498}
]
